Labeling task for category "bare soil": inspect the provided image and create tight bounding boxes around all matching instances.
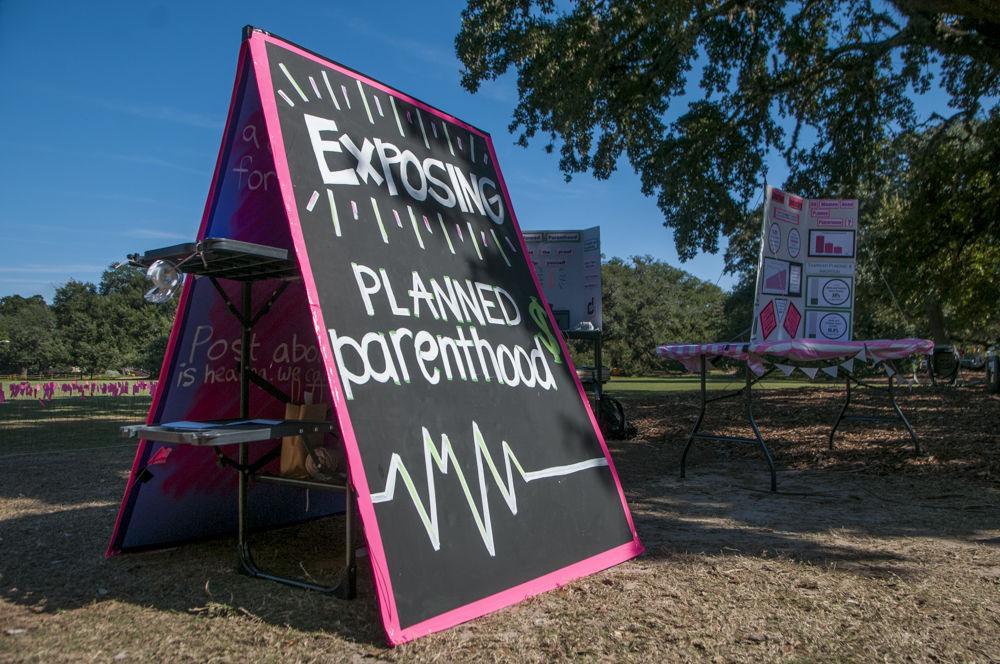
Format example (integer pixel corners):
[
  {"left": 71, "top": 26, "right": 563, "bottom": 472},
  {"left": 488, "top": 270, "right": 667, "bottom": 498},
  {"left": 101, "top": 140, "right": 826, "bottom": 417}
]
[{"left": 1, "top": 385, "right": 998, "bottom": 662}]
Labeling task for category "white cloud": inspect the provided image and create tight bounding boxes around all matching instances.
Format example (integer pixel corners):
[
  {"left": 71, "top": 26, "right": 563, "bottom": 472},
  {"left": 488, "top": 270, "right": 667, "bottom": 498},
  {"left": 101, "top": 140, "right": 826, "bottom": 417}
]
[
  {"left": 104, "top": 152, "right": 207, "bottom": 177},
  {"left": 124, "top": 228, "right": 189, "bottom": 241},
  {"left": 87, "top": 97, "right": 222, "bottom": 130},
  {"left": 0, "top": 264, "right": 105, "bottom": 274}
]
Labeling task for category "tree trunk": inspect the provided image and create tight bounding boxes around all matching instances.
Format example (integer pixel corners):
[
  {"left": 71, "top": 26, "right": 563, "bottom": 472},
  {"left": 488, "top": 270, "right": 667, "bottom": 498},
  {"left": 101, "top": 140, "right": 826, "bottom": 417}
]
[{"left": 924, "top": 295, "right": 949, "bottom": 345}]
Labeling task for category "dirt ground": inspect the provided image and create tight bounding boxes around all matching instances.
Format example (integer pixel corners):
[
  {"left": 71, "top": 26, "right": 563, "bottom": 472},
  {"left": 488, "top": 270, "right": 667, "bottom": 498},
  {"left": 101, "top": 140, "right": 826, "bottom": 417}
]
[{"left": 1, "top": 385, "right": 998, "bottom": 662}]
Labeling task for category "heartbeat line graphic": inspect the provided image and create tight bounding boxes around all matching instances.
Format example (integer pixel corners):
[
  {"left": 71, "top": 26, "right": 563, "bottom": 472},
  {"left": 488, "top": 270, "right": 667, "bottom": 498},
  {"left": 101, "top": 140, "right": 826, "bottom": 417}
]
[{"left": 368, "top": 421, "right": 608, "bottom": 556}]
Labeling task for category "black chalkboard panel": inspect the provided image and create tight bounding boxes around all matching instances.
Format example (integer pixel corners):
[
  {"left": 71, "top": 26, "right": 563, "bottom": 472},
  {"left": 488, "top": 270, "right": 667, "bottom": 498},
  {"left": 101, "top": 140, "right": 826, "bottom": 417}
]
[{"left": 251, "top": 29, "right": 640, "bottom": 643}]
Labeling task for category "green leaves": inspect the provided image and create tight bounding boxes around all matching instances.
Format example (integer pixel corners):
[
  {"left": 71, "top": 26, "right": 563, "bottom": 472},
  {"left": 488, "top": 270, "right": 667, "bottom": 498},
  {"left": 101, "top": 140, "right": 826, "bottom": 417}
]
[
  {"left": 0, "top": 265, "right": 177, "bottom": 377},
  {"left": 597, "top": 256, "right": 726, "bottom": 374},
  {"left": 456, "top": 0, "right": 998, "bottom": 278}
]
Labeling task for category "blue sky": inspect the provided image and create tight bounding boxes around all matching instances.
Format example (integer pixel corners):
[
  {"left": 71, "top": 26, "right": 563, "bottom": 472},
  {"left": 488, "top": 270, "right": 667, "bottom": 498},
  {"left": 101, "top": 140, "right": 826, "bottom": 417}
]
[
  {"left": 1, "top": 1, "right": 959, "bottom": 301},
  {"left": 0, "top": 0, "right": 759, "bottom": 300}
]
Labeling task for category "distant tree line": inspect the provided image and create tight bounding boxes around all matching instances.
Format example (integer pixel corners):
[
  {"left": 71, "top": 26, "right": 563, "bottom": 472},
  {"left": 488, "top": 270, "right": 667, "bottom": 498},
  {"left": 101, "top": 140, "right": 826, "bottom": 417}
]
[
  {"left": 593, "top": 256, "right": 727, "bottom": 375},
  {"left": 3, "top": 258, "right": 732, "bottom": 378},
  {"left": 0, "top": 265, "right": 176, "bottom": 378}
]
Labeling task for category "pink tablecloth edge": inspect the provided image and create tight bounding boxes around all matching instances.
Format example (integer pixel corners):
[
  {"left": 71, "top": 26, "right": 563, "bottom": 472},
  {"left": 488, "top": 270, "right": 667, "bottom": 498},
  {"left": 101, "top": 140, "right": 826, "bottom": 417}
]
[{"left": 656, "top": 338, "right": 934, "bottom": 373}]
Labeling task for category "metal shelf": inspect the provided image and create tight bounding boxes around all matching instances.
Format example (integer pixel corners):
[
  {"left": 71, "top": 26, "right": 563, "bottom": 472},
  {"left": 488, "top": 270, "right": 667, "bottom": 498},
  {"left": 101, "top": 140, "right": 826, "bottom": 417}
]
[
  {"left": 121, "top": 419, "right": 334, "bottom": 447},
  {"left": 130, "top": 237, "right": 300, "bottom": 281}
]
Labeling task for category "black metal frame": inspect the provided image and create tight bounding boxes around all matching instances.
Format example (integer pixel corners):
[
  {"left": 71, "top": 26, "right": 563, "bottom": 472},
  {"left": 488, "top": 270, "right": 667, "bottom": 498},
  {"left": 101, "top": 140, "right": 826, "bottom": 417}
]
[
  {"left": 828, "top": 362, "right": 920, "bottom": 454},
  {"left": 563, "top": 329, "right": 629, "bottom": 437},
  {"left": 230, "top": 280, "right": 356, "bottom": 598},
  {"left": 678, "top": 353, "right": 922, "bottom": 492},
  {"left": 679, "top": 354, "right": 777, "bottom": 491},
  {"left": 563, "top": 329, "right": 605, "bottom": 420},
  {"left": 125, "top": 239, "right": 356, "bottom": 598}
]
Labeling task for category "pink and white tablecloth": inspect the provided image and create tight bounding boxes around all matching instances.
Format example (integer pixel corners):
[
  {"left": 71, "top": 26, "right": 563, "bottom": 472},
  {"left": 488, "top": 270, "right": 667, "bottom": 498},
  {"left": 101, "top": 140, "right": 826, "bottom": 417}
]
[{"left": 657, "top": 339, "right": 933, "bottom": 375}]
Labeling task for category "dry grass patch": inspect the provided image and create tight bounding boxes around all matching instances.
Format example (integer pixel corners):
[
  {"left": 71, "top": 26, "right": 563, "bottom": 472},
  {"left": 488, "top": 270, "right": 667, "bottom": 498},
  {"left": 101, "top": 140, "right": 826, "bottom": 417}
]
[{"left": 2, "top": 386, "right": 998, "bottom": 661}]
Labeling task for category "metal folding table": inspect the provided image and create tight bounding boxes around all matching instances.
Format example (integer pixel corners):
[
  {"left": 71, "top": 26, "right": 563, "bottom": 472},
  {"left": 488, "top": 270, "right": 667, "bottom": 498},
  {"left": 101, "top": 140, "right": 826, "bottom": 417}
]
[
  {"left": 656, "top": 339, "right": 934, "bottom": 491},
  {"left": 122, "top": 238, "right": 357, "bottom": 598}
]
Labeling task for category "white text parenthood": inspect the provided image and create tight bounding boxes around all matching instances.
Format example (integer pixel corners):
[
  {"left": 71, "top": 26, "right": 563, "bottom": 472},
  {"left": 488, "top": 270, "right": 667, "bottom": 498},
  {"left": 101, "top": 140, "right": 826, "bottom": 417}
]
[{"left": 328, "top": 264, "right": 556, "bottom": 399}]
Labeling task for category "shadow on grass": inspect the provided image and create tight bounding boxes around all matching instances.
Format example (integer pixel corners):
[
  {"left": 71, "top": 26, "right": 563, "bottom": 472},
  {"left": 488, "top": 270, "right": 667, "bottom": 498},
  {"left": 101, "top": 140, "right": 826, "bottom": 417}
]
[{"left": 1, "top": 385, "right": 998, "bottom": 645}]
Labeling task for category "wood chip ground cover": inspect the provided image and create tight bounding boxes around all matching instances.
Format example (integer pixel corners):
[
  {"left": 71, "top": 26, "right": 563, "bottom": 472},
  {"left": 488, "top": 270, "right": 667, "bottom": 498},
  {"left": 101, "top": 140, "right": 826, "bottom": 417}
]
[{"left": 1, "top": 385, "right": 997, "bottom": 661}]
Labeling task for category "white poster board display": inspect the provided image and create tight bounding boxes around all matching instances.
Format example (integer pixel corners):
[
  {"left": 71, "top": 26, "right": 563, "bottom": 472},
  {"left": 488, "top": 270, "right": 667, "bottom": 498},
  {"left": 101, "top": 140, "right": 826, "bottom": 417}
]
[
  {"left": 523, "top": 227, "right": 602, "bottom": 331},
  {"left": 751, "top": 187, "right": 858, "bottom": 341}
]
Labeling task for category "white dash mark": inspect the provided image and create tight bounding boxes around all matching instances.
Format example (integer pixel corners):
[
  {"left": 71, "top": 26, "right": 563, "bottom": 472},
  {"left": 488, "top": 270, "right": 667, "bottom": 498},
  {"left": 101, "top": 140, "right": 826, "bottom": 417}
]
[
  {"left": 438, "top": 213, "right": 455, "bottom": 254},
  {"left": 389, "top": 96, "right": 405, "bottom": 138},
  {"left": 491, "top": 229, "right": 511, "bottom": 267},
  {"left": 372, "top": 94, "right": 384, "bottom": 117},
  {"left": 415, "top": 108, "right": 430, "bottom": 150},
  {"left": 351, "top": 200, "right": 359, "bottom": 220},
  {"left": 277, "top": 90, "right": 295, "bottom": 107},
  {"left": 306, "top": 190, "right": 320, "bottom": 212},
  {"left": 456, "top": 223, "right": 464, "bottom": 241},
  {"left": 392, "top": 208, "right": 403, "bottom": 228},
  {"left": 422, "top": 214, "right": 433, "bottom": 234},
  {"left": 327, "top": 189, "right": 341, "bottom": 237},
  {"left": 322, "top": 71, "right": 341, "bottom": 110},
  {"left": 470, "top": 133, "right": 475, "bottom": 162},
  {"left": 504, "top": 235, "right": 518, "bottom": 254},
  {"left": 468, "top": 222, "right": 483, "bottom": 260},
  {"left": 370, "top": 198, "right": 389, "bottom": 243},
  {"left": 341, "top": 84, "right": 351, "bottom": 109},
  {"left": 483, "top": 151, "right": 489, "bottom": 166},
  {"left": 431, "top": 121, "right": 438, "bottom": 139},
  {"left": 309, "top": 76, "right": 322, "bottom": 99},
  {"left": 407, "top": 206, "right": 425, "bottom": 249},
  {"left": 442, "top": 123, "right": 455, "bottom": 156},
  {"left": 279, "top": 63, "right": 309, "bottom": 101},
  {"left": 357, "top": 80, "right": 374, "bottom": 124},
  {"left": 457, "top": 135, "right": 464, "bottom": 152}
]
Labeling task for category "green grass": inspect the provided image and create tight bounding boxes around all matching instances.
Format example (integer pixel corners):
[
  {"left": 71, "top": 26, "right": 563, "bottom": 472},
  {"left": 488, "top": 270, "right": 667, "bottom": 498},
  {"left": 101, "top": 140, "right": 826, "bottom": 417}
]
[
  {"left": 604, "top": 374, "right": 819, "bottom": 399},
  {"left": 0, "top": 374, "right": 825, "bottom": 457},
  {"left": 0, "top": 396, "right": 152, "bottom": 456},
  {"left": 0, "top": 373, "right": 821, "bottom": 458}
]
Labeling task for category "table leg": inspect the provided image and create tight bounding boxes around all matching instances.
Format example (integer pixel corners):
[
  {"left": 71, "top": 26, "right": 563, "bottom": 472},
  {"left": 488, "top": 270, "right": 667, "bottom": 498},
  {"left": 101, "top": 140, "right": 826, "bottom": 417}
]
[
  {"left": 338, "top": 483, "right": 357, "bottom": 599},
  {"left": 679, "top": 354, "right": 707, "bottom": 480},
  {"left": 828, "top": 361, "right": 921, "bottom": 456},
  {"left": 829, "top": 377, "right": 852, "bottom": 449},
  {"left": 887, "top": 366, "right": 921, "bottom": 454},
  {"left": 236, "top": 476, "right": 357, "bottom": 596},
  {"left": 236, "top": 444, "right": 262, "bottom": 576},
  {"left": 744, "top": 367, "right": 777, "bottom": 492}
]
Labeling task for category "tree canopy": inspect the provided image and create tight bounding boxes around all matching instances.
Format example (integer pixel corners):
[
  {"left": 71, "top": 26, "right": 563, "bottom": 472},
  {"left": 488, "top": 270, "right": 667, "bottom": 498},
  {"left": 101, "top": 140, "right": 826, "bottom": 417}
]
[
  {"left": 0, "top": 295, "right": 67, "bottom": 375},
  {"left": 456, "top": 0, "right": 999, "bottom": 339},
  {"left": 0, "top": 265, "right": 176, "bottom": 378},
  {"left": 598, "top": 256, "right": 726, "bottom": 373}
]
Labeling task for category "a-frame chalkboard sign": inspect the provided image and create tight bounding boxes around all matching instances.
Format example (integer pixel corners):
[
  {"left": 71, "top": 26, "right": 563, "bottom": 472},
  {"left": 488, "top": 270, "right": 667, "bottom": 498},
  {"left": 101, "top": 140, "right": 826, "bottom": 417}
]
[{"left": 108, "top": 27, "right": 642, "bottom": 644}]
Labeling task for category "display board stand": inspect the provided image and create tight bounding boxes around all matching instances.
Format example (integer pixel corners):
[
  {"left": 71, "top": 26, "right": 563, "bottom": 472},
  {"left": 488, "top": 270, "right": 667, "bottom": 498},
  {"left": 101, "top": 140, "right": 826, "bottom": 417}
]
[
  {"left": 564, "top": 329, "right": 604, "bottom": 413},
  {"left": 121, "top": 238, "right": 357, "bottom": 598},
  {"left": 563, "top": 329, "right": 630, "bottom": 439}
]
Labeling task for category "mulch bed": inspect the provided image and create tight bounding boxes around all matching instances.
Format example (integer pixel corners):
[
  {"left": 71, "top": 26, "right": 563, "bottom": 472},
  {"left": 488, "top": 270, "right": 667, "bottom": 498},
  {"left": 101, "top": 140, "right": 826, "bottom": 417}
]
[{"left": 619, "top": 384, "right": 1000, "bottom": 485}]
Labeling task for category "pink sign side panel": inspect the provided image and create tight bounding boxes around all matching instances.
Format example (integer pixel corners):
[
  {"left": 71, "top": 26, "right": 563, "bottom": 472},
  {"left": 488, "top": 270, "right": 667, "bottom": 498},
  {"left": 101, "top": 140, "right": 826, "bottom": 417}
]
[{"left": 107, "top": 48, "right": 342, "bottom": 556}]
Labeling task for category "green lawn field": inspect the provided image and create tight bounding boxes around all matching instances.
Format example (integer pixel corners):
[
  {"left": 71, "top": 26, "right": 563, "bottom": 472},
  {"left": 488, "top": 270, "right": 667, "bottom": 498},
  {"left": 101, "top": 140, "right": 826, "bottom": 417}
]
[{"left": 603, "top": 374, "right": 819, "bottom": 399}]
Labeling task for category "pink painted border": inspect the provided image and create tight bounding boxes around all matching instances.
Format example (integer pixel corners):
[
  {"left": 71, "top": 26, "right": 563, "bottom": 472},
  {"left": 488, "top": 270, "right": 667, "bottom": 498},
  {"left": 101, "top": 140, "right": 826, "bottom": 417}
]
[
  {"left": 249, "top": 29, "right": 642, "bottom": 645},
  {"left": 105, "top": 43, "right": 252, "bottom": 558}
]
